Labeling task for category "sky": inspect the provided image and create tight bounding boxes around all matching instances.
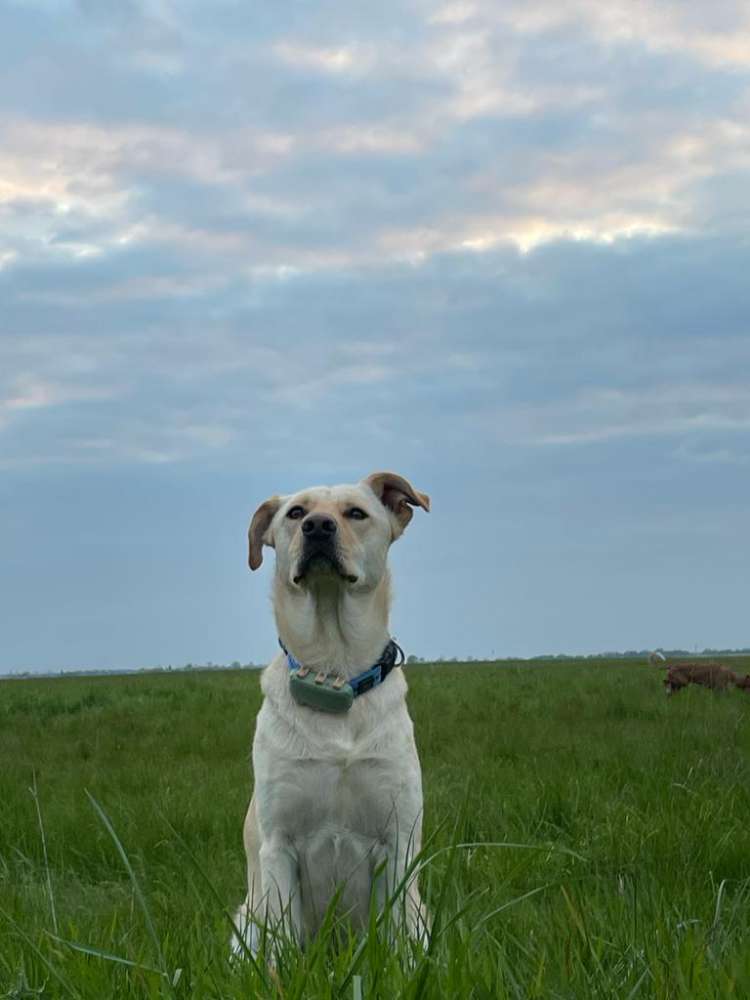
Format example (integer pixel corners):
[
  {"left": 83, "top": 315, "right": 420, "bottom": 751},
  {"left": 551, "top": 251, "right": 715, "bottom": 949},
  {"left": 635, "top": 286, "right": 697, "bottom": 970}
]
[{"left": 1, "top": 0, "right": 749, "bottom": 672}]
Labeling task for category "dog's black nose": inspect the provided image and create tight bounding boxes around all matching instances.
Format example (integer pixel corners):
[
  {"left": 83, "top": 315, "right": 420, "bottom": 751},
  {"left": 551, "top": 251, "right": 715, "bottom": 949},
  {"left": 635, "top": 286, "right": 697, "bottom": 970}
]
[{"left": 302, "top": 514, "right": 337, "bottom": 541}]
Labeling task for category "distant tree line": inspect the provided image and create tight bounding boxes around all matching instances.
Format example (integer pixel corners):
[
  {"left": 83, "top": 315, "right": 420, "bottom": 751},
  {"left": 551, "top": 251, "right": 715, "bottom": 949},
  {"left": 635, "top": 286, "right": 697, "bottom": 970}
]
[
  {"left": 529, "top": 648, "right": 750, "bottom": 661},
  {"left": 4, "top": 647, "right": 750, "bottom": 680}
]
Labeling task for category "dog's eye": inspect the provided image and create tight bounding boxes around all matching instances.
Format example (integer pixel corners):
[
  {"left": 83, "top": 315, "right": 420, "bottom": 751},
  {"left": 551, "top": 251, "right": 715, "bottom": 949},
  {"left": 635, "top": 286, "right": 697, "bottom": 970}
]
[
  {"left": 287, "top": 505, "right": 305, "bottom": 520},
  {"left": 347, "top": 507, "right": 368, "bottom": 520}
]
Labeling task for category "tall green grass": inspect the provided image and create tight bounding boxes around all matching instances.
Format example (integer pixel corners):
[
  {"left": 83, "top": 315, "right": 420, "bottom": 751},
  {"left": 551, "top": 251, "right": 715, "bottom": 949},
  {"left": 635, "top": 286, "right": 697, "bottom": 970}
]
[{"left": 1, "top": 660, "right": 749, "bottom": 998}]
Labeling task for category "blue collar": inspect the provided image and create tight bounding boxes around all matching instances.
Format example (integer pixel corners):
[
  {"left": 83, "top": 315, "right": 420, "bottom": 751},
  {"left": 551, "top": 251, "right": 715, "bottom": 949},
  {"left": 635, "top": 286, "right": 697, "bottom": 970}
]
[{"left": 279, "top": 638, "right": 405, "bottom": 698}]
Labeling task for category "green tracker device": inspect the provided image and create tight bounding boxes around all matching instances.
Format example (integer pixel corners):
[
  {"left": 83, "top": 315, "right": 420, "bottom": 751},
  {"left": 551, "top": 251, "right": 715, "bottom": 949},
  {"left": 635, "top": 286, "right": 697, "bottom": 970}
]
[
  {"left": 288, "top": 666, "right": 355, "bottom": 714},
  {"left": 281, "top": 637, "right": 404, "bottom": 714}
]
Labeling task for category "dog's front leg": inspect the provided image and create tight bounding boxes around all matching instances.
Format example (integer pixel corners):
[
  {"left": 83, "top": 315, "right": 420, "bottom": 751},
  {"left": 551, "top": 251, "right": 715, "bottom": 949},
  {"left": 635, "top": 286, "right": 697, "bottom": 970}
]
[
  {"left": 259, "top": 838, "right": 303, "bottom": 948},
  {"left": 375, "top": 838, "right": 430, "bottom": 950},
  {"left": 394, "top": 832, "right": 431, "bottom": 950},
  {"left": 404, "top": 877, "right": 431, "bottom": 949}
]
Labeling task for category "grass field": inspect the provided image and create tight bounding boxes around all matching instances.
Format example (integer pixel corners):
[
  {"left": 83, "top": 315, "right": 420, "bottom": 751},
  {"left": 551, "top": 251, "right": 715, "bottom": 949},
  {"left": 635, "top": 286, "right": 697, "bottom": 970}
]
[{"left": 1, "top": 659, "right": 749, "bottom": 999}]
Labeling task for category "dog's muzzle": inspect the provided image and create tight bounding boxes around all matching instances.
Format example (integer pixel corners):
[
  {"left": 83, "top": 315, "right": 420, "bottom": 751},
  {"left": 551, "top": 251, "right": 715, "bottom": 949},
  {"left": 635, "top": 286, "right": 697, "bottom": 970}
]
[{"left": 294, "top": 515, "right": 357, "bottom": 584}]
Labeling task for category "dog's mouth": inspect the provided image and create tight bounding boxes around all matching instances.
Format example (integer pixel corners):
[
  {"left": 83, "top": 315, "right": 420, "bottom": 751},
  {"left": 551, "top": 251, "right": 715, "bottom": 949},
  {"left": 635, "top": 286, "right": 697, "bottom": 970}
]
[{"left": 293, "top": 548, "right": 358, "bottom": 586}]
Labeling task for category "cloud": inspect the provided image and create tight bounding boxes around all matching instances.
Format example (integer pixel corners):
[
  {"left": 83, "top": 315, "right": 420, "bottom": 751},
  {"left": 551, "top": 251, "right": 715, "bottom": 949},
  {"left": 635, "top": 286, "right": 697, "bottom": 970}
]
[
  {"left": 1, "top": 224, "right": 748, "bottom": 473},
  {"left": 2, "top": 0, "right": 748, "bottom": 282},
  {"left": 675, "top": 437, "right": 750, "bottom": 466},
  {"left": 273, "top": 41, "right": 368, "bottom": 76},
  {"left": 507, "top": 383, "right": 750, "bottom": 447},
  {"left": 1, "top": 0, "right": 749, "bottom": 474},
  {"left": 432, "top": 0, "right": 750, "bottom": 70}
]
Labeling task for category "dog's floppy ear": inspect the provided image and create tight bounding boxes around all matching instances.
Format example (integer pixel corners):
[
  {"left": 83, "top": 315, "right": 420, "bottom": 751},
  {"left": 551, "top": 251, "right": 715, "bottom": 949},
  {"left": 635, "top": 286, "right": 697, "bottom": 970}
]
[
  {"left": 363, "top": 471, "right": 430, "bottom": 536},
  {"left": 248, "top": 496, "right": 281, "bottom": 570}
]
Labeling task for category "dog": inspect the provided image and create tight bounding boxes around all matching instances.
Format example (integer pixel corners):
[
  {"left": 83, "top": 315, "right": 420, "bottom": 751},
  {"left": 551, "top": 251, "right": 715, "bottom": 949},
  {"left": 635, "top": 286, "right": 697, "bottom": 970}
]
[
  {"left": 663, "top": 662, "right": 740, "bottom": 696},
  {"left": 232, "top": 471, "right": 431, "bottom": 958}
]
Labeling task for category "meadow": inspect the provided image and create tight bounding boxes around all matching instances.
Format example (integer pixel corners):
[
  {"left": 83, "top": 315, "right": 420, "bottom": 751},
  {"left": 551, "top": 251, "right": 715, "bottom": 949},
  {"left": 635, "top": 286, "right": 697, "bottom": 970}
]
[{"left": 1, "top": 659, "right": 749, "bottom": 999}]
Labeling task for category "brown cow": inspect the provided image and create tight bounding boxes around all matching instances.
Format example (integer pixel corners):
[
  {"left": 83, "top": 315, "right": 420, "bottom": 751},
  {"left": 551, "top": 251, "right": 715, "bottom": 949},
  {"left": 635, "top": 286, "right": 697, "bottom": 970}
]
[{"left": 663, "top": 662, "right": 746, "bottom": 696}]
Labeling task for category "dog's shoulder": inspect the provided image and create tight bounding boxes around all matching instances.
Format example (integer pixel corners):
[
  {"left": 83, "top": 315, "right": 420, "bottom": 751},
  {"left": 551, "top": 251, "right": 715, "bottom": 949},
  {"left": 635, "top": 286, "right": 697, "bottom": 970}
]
[{"left": 259, "top": 652, "right": 296, "bottom": 704}]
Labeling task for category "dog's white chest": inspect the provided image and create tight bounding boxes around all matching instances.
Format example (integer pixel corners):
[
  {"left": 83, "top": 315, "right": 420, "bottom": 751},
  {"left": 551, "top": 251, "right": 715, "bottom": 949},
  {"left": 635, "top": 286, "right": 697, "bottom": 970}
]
[{"left": 255, "top": 723, "right": 419, "bottom": 845}]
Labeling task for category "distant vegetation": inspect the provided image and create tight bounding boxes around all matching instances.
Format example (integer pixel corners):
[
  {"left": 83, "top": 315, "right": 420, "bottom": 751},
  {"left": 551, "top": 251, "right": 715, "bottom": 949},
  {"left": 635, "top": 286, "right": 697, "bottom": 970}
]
[
  {"left": 530, "top": 647, "right": 750, "bottom": 661},
  {"left": 1, "top": 659, "right": 749, "bottom": 997},
  {"left": 5, "top": 646, "right": 750, "bottom": 680}
]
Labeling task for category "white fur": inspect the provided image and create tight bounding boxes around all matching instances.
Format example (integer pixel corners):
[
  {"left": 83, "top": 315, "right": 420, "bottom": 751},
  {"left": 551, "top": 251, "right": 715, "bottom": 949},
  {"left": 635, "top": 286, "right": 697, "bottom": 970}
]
[{"left": 232, "top": 475, "right": 429, "bottom": 957}]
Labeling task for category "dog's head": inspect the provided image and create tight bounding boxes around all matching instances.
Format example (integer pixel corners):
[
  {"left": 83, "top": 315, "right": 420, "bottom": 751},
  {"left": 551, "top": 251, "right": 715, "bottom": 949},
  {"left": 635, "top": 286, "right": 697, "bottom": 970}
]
[{"left": 247, "top": 471, "right": 429, "bottom": 592}]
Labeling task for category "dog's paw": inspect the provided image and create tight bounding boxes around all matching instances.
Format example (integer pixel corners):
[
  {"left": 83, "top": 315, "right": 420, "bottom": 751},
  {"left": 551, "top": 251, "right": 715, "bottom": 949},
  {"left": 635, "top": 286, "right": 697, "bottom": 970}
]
[{"left": 229, "top": 903, "right": 260, "bottom": 962}]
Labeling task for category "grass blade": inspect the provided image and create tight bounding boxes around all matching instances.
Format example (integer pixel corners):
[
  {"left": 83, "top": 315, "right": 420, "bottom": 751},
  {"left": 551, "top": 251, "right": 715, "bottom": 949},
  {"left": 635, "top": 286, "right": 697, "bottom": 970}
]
[
  {"left": 47, "top": 933, "right": 164, "bottom": 976},
  {"left": 160, "top": 814, "right": 270, "bottom": 989},
  {"left": 84, "top": 790, "right": 174, "bottom": 993},
  {"left": 29, "top": 770, "right": 58, "bottom": 935},
  {"left": 0, "top": 903, "right": 81, "bottom": 1000}
]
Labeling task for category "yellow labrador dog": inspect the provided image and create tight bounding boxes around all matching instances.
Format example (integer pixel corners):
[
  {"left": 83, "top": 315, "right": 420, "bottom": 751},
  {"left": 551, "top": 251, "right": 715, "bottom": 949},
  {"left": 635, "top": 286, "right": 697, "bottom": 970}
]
[{"left": 232, "top": 471, "right": 430, "bottom": 956}]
